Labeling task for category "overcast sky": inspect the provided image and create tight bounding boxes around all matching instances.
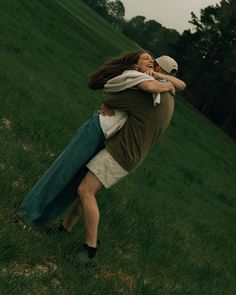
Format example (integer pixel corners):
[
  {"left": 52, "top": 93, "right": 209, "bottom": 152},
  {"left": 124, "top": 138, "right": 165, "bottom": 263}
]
[{"left": 120, "top": 0, "right": 221, "bottom": 33}]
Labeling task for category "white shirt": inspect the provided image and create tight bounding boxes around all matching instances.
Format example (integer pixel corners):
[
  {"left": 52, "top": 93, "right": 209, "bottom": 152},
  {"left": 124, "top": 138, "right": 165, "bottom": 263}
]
[{"left": 99, "top": 110, "right": 127, "bottom": 139}]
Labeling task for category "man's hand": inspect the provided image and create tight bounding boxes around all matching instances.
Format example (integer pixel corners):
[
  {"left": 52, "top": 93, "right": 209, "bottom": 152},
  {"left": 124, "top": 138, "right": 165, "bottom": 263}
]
[{"left": 99, "top": 103, "right": 115, "bottom": 116}]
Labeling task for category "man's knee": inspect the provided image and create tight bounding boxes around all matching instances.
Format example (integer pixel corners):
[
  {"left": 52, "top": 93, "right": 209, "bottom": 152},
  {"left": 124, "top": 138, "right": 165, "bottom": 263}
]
[
  {"left": 77, "top": 182, "right": 93, "bottom": 203},
  {"left": 77, "top": 181, "right": 86, "bottom": 197},
  {"left": 77, "top": 171, "right": 102, "bottom": 200}
]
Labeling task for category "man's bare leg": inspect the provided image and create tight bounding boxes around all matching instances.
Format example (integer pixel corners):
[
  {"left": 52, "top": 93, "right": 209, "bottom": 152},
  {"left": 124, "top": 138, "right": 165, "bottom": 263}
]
[{"left": 78, "top": 171, "right": 102, "bottom": 247}]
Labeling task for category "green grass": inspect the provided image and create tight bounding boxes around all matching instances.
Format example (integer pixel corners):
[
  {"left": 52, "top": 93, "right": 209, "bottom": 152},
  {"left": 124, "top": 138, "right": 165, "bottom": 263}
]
[{"left": 0, "top": 0, "right": 236, "bottom": 294}]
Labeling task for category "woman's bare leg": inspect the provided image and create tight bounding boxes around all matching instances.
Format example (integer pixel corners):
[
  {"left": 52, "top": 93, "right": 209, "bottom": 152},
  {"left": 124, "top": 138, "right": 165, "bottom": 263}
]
[{"left": 62, "top": 197, "right": 83, "bottom": 232}]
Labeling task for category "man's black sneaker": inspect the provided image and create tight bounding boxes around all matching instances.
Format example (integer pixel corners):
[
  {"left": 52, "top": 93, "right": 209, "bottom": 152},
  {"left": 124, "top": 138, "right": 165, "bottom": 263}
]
[{"left": 66, "top": 241, "right": 100, "bottom": 268}]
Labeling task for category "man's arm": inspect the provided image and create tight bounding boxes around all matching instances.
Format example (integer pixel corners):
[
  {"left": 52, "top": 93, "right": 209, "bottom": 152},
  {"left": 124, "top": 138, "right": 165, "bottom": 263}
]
[{"left": 100, "top": 103, "right": 115, "bottom": 116}]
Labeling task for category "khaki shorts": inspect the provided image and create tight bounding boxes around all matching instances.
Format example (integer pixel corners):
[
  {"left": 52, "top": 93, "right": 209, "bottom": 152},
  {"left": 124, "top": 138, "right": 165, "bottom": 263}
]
[{"left": 86, "top": 149, "right": 128, "bottom": 188}]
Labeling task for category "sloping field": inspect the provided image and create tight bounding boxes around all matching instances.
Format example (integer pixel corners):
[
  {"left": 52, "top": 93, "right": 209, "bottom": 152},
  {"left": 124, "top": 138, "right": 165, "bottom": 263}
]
[{"left": 0, "top": 1, "right": 236, "bottom": 294}]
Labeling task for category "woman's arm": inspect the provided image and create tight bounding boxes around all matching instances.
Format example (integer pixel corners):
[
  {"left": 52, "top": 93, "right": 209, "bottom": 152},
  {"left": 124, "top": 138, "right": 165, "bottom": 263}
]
[
  {"left": 152, "top": 72, "right": 186, "bottom": 91},
  {"left": 137, "top": 80, "right": 176, "bottom": 96}
]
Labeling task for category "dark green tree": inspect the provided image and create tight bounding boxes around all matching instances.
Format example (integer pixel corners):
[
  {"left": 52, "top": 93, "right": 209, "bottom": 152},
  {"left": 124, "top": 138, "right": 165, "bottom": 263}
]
[
  {"left": 81, "top": 0, "right": 125, "bottom": 29},
  {"left": 123, "top": 17, "right": 179, "bottom": 56},
  {"left": 106, "top": 0, "right": 125, "bottom": 28},
  {"left": 122, "top": 15, "right": 146, "bottom": 42},
  {"left": 174, "top": 0, "right": 236, "bottom": 139}
]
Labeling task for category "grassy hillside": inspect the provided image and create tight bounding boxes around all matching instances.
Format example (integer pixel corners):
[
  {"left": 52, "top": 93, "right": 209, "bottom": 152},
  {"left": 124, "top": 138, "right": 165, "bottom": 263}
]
[{"left": 0, "top": 1, "right": 236, "bottom": 294}]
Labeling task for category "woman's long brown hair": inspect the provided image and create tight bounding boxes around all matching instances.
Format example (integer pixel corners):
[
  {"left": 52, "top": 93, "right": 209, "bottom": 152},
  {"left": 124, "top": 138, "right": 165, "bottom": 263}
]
[{"left": 88, "top": 50, "right": 153, "bottom": 90}]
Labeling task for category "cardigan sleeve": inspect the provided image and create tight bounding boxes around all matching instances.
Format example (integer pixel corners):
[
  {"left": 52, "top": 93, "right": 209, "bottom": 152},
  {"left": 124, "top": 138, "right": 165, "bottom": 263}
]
[{"left": 104, "top": 70, "right": 154, "bottom": 93}]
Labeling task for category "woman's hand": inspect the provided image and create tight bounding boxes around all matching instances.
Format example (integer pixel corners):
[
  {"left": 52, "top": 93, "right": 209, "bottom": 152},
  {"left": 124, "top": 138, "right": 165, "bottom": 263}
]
[
  {"left": 99, "top": 103, "right": 115, "bottom": 116},
  {"left": 166, "top": 81, "right": 176, "bottom": 96},
  {"left": 145, "top": 69, "right": 156, "bottom": 77}
]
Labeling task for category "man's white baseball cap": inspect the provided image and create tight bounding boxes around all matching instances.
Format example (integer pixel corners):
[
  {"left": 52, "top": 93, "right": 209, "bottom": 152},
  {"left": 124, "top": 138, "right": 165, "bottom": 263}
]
[{"left": 155, "top": 55, "right": 178, "bottom": 75}]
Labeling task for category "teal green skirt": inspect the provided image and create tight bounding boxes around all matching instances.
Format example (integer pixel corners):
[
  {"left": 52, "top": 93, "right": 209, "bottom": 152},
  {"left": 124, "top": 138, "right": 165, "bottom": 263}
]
[{"left": 17, "top": 114, "right": 105, "bottom": 226}]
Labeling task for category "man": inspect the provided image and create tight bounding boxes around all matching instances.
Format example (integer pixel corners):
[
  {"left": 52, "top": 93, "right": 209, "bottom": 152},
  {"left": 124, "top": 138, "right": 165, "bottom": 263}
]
[{"left": 54, "top": 56, "right": 186, "bottom": 263}]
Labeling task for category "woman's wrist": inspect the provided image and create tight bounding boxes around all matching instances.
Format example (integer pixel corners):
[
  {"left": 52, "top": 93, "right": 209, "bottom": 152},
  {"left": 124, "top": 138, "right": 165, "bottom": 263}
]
[
  {"left": 154, "top": 72, "right": 159, "bottom": 79},
  {"left": 166, "top": 81, "right": 172, "bottom": 88}
]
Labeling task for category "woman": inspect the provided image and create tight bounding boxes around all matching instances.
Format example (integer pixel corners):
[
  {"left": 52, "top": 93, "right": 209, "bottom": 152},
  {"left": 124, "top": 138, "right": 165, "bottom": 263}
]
[
  {"left": 56, "top": 53, "right": 186, "bottom": 266},
  {"left": 16, "top": 50, "right": 178, "bottom": 227}
]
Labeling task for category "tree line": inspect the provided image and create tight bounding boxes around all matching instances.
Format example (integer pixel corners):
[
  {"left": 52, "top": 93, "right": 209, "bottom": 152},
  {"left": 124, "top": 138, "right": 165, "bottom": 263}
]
[{"left": 81, "top": 0, "right": 236, "bottom": 141}]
